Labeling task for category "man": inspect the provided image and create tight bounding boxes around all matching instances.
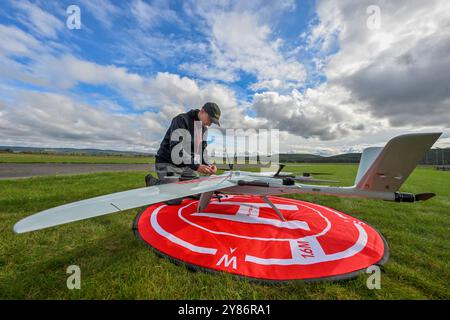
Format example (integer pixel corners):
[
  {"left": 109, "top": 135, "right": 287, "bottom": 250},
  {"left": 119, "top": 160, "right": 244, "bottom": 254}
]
[{"left": 145, "top": 102, "right": 221, "bottom": 189}]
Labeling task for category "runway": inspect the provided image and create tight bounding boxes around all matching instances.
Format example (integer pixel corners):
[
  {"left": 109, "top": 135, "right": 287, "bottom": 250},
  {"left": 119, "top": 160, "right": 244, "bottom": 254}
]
[{"left": 0, "top": 163, "right": 273, "bottom": 179}]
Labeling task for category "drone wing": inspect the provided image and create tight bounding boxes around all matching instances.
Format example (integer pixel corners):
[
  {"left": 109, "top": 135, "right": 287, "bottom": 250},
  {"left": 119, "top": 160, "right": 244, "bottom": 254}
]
[{"left": 14, "top": 173, "right": 236, "bottom": 234}]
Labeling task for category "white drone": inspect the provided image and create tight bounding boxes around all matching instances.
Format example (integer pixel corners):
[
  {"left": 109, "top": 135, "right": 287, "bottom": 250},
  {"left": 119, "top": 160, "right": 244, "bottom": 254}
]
[{"left": 14, "top": 132, "right": 441, "bottom": 234}]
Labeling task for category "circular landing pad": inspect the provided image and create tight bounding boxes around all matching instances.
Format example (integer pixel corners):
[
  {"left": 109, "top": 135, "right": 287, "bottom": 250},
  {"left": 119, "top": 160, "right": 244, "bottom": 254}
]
[{"left": 133, "top": 195, "right": 388, "bottom": 282}]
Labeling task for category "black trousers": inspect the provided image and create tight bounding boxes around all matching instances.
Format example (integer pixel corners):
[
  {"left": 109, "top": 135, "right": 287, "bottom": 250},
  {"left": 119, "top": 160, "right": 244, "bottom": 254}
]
[{"left": 154, "top": 162, "right": 199, "bottom": 184}]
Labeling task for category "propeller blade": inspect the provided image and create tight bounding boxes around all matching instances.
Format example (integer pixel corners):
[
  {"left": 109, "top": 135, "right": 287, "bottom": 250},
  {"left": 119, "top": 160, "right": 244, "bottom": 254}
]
[
  {"left": 301, "top": 172, "right": 332, "bottom": 176},
  {"left": 293, "top": 177, "right": 339, "bottom": 183},
  {"left": 415, "top": 193, "right": 436, "bottom": 201}
]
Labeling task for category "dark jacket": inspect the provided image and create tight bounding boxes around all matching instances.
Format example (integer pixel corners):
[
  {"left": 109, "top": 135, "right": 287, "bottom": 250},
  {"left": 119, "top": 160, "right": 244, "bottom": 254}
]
[{"left": 155, "top": 109, "right": 209, "bottom": 170}]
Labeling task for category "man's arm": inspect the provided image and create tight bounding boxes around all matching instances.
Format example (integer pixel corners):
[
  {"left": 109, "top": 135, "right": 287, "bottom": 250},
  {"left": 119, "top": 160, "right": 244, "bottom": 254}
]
[{"left": 201, "top": 133, "right": 217, "bottom": 174}]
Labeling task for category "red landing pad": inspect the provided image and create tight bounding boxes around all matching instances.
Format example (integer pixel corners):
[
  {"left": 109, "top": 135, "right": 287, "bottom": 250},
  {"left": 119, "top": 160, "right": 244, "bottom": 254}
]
[{"left": 133, "top": 195, "right": 389, "bottom": 282}]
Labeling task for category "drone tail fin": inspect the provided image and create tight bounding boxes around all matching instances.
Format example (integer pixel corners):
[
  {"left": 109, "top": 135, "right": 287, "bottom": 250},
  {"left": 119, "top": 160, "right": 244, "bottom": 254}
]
[
  {"left": 354, "top": 132, "right": 441, "bottom": 193},
  {"left": 354, "top": 147, "right": 384, "bottom": 187}
]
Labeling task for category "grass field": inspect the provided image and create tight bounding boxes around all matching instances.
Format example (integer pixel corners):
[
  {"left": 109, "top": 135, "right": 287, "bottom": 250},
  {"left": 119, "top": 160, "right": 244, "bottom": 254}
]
[
  {"left": 0, "top": 152, "right": 154, "bottom": 164},
  {"left": 0, "top": 164, "right": 448, "bottom": 299}
]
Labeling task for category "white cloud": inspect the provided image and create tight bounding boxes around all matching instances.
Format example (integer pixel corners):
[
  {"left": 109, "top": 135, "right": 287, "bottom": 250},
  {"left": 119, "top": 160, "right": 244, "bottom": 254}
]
[
  {"left": 277, "top": 124, "right": 445, "bottom": 155},
  {"left": 112, "top": 26, "right": 209, "bottom": 69},
  {"left": 80, "top": 0, "right": 121, "bottom": 29},
  {"left": 10, "top": 0, "right": 64, "bottom": 38},
  {"left": 40, "top": 54, "right": 145, "bottom": 91},
  {"left": 0, "top": 24, "right": 42, "bottom": 56},
  {"left": 310, "top": 0, "right": 450, "bottom": 128},
  {"left": 0, "top": 87, "right": 162, "bottom": 151},
  {"left": 130, "top": 0, "right": 183, "bottom": 29},
  {"left": 251, "top": 84, "right": 384, "bottom": 141},
  {"left": 182, "top": 2, "right": 306, "bottom": 91},
  {"left": 0, "top": 80, "right": 259, "bottom": 152},
  {"left": 145, "top": 72, "right": 257, "bottom": 129},
  {"left": 179, "top": 63, "right": 238, "bottom": 83},
  {"left": 0, "top": 25, "right": 248, "bottom": 122}
]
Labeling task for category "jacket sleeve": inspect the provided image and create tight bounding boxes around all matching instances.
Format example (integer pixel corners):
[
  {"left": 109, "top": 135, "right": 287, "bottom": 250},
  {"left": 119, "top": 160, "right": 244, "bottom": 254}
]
[
  {"left": 169, "top": 116, "right": 200, "bottom": 171},
  {"left": 202, "top": 139, "right": 210, "bottom": 166}
]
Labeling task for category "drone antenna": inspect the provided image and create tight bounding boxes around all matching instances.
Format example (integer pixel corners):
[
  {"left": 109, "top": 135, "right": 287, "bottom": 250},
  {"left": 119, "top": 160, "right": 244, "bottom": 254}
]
[{"left": 224, "top": 146, "right": 233, "bottom": 171}]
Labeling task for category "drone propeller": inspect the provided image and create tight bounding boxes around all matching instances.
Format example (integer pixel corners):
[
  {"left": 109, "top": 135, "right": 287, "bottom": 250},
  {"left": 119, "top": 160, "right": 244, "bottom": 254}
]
[
  {"left": 415, "top": 193, "right": 436, "bottom": 201},
  {"left": 273, "top": 164, "right": 338, "bottom": 183},
  {"left": 274, "top": 164, "right": 331, "bottom": 176},
  {"left": 301, "top": 172, "right": 332, "bottom": 177}
]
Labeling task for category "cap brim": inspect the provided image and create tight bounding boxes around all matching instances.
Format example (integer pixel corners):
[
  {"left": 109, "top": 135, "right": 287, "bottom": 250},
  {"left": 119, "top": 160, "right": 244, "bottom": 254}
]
[{"left": 211, "top": 118, "right": 220, "bottom": 126}]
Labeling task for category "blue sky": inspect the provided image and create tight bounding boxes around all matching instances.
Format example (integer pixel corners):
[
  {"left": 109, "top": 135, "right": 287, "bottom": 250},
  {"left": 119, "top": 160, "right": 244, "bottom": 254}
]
[
  {"left": 0, "top": 0, "right": 448, "bottom": 154},
  {"left": 0, "top": 1, "right": 320, "bottom": 106}
]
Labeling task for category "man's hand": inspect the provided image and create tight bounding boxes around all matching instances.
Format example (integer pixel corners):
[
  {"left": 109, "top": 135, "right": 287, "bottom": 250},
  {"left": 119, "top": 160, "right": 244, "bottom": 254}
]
[{"left": 197, "top": 164, "right": 214, "bottom": 175}]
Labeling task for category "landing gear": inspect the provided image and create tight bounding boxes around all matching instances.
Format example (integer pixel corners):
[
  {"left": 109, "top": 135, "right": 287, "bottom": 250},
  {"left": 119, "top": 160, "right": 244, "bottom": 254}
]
[{"left": 261, "top": 196, "right": 287, "bottom": 222}]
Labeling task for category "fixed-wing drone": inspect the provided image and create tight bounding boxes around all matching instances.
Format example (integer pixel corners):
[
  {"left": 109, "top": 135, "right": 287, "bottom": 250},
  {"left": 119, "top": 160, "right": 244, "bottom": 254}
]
[{"left": 13, "top": 132, "right": 441, "bottom": 234}]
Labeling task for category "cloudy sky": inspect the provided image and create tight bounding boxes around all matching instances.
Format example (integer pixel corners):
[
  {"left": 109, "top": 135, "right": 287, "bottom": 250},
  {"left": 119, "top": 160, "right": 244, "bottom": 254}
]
[{"left": 0, "top": 0, "right": 449, "bottom": 155}]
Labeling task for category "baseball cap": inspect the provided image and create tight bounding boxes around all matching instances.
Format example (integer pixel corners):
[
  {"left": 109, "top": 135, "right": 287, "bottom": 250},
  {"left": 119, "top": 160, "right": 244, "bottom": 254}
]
[{"left": 202, "top": 102, "right": 221, "bottom": 126}]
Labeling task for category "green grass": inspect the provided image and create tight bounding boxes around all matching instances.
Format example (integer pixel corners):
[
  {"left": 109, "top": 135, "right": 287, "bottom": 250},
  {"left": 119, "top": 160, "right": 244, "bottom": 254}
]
[
  {"left": 0, "top": 152, "right": 154, "bottom": 164},
  {"left": 0, "top": 165, "right": 449, "bottom": 299}
]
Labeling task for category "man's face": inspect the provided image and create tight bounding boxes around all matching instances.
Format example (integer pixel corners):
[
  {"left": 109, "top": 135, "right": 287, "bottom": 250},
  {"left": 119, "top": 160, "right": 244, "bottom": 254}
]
[{"left": 199, "top": 108, "right": 212, "bottom": 127}]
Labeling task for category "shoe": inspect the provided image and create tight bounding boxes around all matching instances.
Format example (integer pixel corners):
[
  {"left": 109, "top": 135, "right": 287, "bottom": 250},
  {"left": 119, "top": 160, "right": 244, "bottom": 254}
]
[{"left": 145, "top": 174, "right": 160, "bottom": 187}]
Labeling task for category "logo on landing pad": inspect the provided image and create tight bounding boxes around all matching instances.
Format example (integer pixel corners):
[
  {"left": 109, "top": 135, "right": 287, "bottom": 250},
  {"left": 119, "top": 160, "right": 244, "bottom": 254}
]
[{"left": 135, "top": 195, "right": 387, "bottom": 281}]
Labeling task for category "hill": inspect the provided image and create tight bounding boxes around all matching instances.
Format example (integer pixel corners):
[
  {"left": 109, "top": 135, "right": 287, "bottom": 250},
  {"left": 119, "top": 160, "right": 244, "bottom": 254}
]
[{"left": 0, "top": 146, "right": 448, "bottom": 164}]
